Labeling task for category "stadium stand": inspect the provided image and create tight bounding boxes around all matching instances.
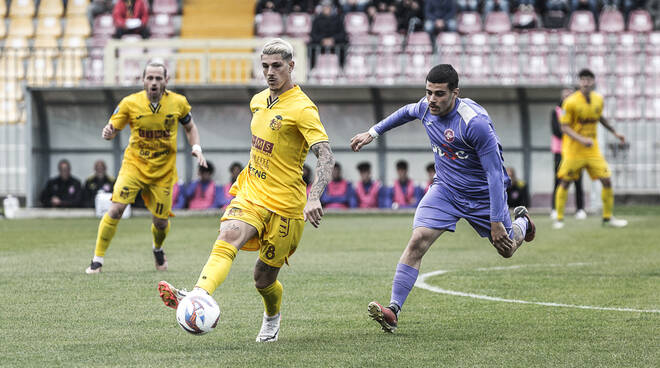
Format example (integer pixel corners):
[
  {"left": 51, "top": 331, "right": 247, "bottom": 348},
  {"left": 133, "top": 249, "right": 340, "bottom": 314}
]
[
  {"left": 38, "top": 0, "right": 64, "bottom": 17},
  {"left": 9, "top": 0, "right": 36, "bottom": 17}
]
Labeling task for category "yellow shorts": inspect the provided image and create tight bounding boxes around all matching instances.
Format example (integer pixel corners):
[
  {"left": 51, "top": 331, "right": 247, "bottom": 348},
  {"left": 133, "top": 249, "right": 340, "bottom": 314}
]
[
  {"left": 557, "top": 155, "right": 611, "bottom": 181},
  {"left": 112, "top": 171, "right": 173, "bottom": 219},
  {"left": 221, "top": 196, "right": 305, "bottom": 268}
]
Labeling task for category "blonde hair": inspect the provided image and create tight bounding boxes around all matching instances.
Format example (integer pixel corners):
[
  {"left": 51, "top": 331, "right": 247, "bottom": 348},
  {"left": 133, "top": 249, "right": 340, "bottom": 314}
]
[
  {"left": 142, "top": 61, "right": 168, "bottom": 79},
  {"left": 261, "top": 38, "right": 293, "bottom": 61}
]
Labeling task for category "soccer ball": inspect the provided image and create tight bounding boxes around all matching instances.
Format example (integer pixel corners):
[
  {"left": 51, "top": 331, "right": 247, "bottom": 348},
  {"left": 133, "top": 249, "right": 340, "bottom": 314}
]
[{"left": 175, "top": 293, "right": 220, "bottom": 335}]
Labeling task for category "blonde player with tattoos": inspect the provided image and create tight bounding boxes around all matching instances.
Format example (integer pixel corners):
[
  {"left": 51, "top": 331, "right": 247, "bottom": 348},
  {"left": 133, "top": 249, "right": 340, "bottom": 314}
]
[{"left": 157, "top": 39, "right": 335, "bottom": 342}]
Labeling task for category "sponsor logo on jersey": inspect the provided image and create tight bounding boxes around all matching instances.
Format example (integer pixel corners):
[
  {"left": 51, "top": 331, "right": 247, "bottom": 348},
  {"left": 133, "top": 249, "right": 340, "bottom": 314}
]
[
  {"left": 444, "top": 128, "right": 455, "bottom": 143},
  {"left": 251, "top": 135, "right": 274, "bottom": 155},
  {"left": 270, "top": 115, "right": 283, "bottom": 131},
  {"left": 138, "top": 129, "right": 171, "bottom": 139},
  {"left": 432, "top": 143, "right": 469, "bottom": 160}
]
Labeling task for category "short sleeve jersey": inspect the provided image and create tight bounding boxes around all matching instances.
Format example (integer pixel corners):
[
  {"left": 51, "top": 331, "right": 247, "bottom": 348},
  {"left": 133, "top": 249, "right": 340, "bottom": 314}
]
[
  {"left": 231, "top": 85, "right": 329, "bottom": 219},
  {"left": 560, "top": 91, "right": 604, "bottom": 158},
  {"left": 110, "top": 90, "right": 192, "bottom": 185}
]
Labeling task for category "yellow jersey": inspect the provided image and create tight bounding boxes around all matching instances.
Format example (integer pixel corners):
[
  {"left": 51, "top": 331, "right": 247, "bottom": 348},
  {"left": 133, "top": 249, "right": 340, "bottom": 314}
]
[
  {"left": 110, "top": 90, "right": 192, "bottom": 185},
  {"left": 560, "top": 90, "right": 604, "bottom": 159},
  {"left": 230, "top": 85, "right": 329, "bottom": 219}
]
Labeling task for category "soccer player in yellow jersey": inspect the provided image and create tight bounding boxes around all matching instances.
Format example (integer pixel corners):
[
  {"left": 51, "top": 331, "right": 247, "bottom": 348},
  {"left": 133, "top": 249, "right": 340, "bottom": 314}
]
[
  {"left": 157, "top": 39, "right": 335, "bottom": 342},
  {"left": 85, "top": 62, "right": 207, "bottom": 274},
  {"left": 553, "top": 69, "right": 627, "bottom": 229}
]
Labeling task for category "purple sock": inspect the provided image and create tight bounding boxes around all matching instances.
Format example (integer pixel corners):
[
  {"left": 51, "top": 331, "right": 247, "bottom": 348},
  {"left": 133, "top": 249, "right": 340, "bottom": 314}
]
[
  {"left": 390, "top": 263, "right": 419, "bottom": 310},
  {"left": 511, "top": 217, "right": 528, "bottom": 239}
]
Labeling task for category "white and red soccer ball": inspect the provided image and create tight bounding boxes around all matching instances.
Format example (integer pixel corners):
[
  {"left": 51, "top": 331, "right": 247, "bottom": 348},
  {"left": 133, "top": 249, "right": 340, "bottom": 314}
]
[{"left": 175, "top": 293, "right": 220, "bottom": 335}]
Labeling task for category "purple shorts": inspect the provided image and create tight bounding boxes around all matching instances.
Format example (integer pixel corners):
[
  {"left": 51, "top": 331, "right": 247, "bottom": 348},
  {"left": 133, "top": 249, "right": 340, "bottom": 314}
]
[{"left": 413, "top": 183, "right": 512, "bottom": 239}]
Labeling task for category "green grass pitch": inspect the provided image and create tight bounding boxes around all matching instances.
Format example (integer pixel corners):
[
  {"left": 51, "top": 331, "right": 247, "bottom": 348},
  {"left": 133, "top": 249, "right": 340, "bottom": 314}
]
[{"left": 1, "top": 207, "right": 659, "bottom": 367}]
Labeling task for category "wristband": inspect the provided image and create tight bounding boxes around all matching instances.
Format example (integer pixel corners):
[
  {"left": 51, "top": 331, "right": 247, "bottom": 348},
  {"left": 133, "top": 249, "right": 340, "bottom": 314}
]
[
  {"left": 368, "top": 127, "right": 379, "bottom": 138},
  {"left": 192, "top": 144, "right": 202, "bottom": 153}
]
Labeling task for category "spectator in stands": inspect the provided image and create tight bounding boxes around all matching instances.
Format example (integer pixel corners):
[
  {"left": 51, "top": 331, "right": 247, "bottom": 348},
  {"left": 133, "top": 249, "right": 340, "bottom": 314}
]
[
  {"left": 40, "top": 159, "right": 83, "bottom": 208},
  {"left": 83, "top": 160, "right": 115, "bottom": 208},
  {"left": 340, "top": 0, "right": 371, "bottom": 13},
  {"left": 506, "top": 167, "right": 530, "bottom": 208},
  {"left": 483, "top": 0, "right": 510, "bottom": 14},
  {"left": 571, "top": 0, "right": 598, "bottom": 18},
  {"left": 543, "top": 0, "right": 571, "bottom": 28},
  {"left": 112, "top": 0, "right": 151, "bottom": 39},
  {"left": 218, "top": 162, "right": 243, "bottom": 208},
  {"left": 513, "top": 0, "right": 539, "bottom": 29},
  {"left": 611, "top": 0, "right": 649, "bottom": 20},
  {"left": 309, "top": 0, "right": 347, "bottom": 68},
  {"left": 288, "top": 0, "right": 319, "bottom": 13},
  {"left": 648, "top": 0, "right": 660, "bottom": 30},
  {"left": 185, "top": 162, "right": 221, "bottom": 210},
  {"left": 353, "top": 161, "right": 383, "bottom": 208},
  {"left": 256, "top": 0, "right": 288, "bottom": 13},
  {"left": 396, "top": 0, "right": 424, "bottom": 33},
  {"left": 551, "top": 87, "right": 585, "bottom": 220},
  {"left": 368, "top": 0, "right": 398, "bottom": 18},
  {"left": 321, "top": 162, "right": 354, "bottom": 208},
  {"left": 172, "top": 181, "right": 186, "bottom": 209},
  {"left": 456, "top": 0, "right": 479, "bottom": 12},
  {"left": 88, "top": 0, "right": 115, "bottom": 27},
  {"left": 424, "top": 0, "right": 457, "bottom": 35},
  {"left": 303, "top": 164, "right": 313, "bottom": 195},
  {"left": 390, "top": 159, "right": 419, "bottom": 209},
  {"left": 424, "top": 162, "right": 435, "bottom": 193}
]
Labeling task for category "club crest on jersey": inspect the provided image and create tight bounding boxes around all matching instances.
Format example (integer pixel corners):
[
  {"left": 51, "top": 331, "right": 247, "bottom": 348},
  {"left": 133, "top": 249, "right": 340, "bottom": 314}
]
[
  {"left": 164, "top": 114, "right": 175, "bottom": 127},
  {"left": 444, "top": 128, "right": 455, "bottom": 143},
  {"left": 270, "top": 115, "right": 283, "bottom": 130}
]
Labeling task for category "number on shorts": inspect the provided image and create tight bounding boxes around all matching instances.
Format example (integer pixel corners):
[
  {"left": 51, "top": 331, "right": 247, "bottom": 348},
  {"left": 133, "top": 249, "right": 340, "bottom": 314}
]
[
  {"left": 265, "top": 245, "right": 275, "bottom": 260},
  {"left": 155, "top": 202, "right": 164, "bottom": 215}
]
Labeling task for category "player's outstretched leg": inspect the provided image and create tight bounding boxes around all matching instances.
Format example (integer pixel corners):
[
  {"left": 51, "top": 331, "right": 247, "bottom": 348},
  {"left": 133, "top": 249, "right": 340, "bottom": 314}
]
[
  {"left": 151, "top": 220, "right": 170, "bottom": 271},
  {"left": 513, "top": 206, "right": 535, "bottom": 242},
  {"left": 157, "top": 281, "right": 189, "bottom": 309},
  {"left": 86, "top": 210, "right": 122, "bottom": 274},
  {"left": 256, "top": 312, "right": 281, "bottom": 342},
  {"left": 368, "top": 301, "right": 398, "bottom": 333},
  {"left": 255, "top": 260, "right": 282, "bottom": 342}
]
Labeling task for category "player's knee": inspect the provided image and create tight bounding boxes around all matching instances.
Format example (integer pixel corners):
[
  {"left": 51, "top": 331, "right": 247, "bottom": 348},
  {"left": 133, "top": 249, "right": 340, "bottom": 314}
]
[
  {"left": 601, "top": 178, "right": 612, "bottom": 187},
  {"left": 218, "top": 225, "right": 242, "bottom": 245},
  {"left": 107, "top": 203, "right": 126, "bottom": 219},
  {"left": 153, "top": 218, "right": 168, "bottom": 230}
]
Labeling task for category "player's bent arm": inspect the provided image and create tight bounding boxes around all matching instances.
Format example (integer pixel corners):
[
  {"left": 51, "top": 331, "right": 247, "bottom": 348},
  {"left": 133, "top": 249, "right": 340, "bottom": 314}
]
[
  {"left": 182, "top": 118, "right": 207, "bottom": 167},
  {"left": 560, "top": 123, "right": 591, "bottom": 146},
  {"left": 308, "top": 141, "right": 335, "bottom": 202},
  {"left": 600, "top": 116, "right": 626, "bottom": 143},
  {"left": 102, "top": 123, "right": 119, "bottom": 140},
  {"left": 351, "top": 103, "right": 418, "bottom": 151}
]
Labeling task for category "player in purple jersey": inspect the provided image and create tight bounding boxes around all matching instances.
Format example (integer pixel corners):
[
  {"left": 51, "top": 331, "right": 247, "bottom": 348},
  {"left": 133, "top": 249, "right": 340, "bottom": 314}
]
[{"left": 350, "top": 64, "right": 536, "bottom": 333}]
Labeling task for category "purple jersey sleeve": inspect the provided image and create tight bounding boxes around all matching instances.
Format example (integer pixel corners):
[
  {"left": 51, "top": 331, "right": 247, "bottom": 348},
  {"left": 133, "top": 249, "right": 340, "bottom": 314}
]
[
  {"left": 372, "top": 99, "right": 424, "bottom": 135},
  {"left": 466, "top": 117, "right": 509, "bottom": 223}
]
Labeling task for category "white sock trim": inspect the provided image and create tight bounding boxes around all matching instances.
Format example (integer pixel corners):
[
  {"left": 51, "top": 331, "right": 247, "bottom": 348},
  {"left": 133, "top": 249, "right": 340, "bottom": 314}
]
[{"left": 92, "top": 256, "right": 104, "bottom": 264}]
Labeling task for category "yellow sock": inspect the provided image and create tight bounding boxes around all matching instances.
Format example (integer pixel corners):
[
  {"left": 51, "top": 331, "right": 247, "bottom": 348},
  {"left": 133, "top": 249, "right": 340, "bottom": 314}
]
[
  {"left": 257, "top": 280, "right": 283, "bottom": 317},
  {"left": 602, "top": 187, "right": 614, "bottom": 220},
  {"left": 195, "top": 240, "right": 238, "bottom": 294},
  {"left": 555, "top": 185, "right": 568, "bottom": 221},
  {"left": 151, "top": 222, "right": 170, "bottom": 249},
  {"left": 94, "top": 213, "right": 120, "bottom": 257}
]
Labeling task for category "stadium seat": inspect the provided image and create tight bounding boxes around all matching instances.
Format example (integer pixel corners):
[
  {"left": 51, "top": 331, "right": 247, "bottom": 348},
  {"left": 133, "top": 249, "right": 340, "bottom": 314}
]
[
  {"left": 34, "top": 35, "right": 60, "bottom": 57},
  {"left": 256, "top": 12, "right": 283, "bottom": 37},
  {"left": 405, "top": 32, "right": 432, "bottom": 54},
  {"left": 8, "top": 17, "right": 35, "bottom": 38},
  {"left": 344, "top": 53, "right": 370, "bottom": 83},
  {"left": 0, "top": 100, "right": 20, "bottom": 124},
  {"left": 85, "top": 57, "right": 105, "bottom": 84},
  {"left": 371, "top": 12, "right": 397, "bottom": 35},
  {"left": 309, "top": 53, "right": 341, "bottom": 85},
  {"left": 496, "top": 32, "right": 519, "bottom": 52},
  {"left": 616, "top": 32, "right": 641, "bottom": 53},
  {"left": 646, "top": 54, "right": 660, "bottom": 75},
  {"left": 644, "top": 97, "right": 660, "bottom": 118},
  {"left": 149, "top": 13, "right": 175, "bottom": 38},
  {"left": 511, "top": 7, "right": 539, "bottom": 29},
  {"left": 585, "top": 52, "right": 609, "bottom": 76},
  {"left": 457, "top": 12, "right": 482, "bottom": 34},
  {"left": 614, "top": 97, "right": 640, "bottom": 119},
  {"left": 285, "top": 12, "right": 311, "bottom": 42},
  {"left": 525, "top": 30, "right": 549, "bottom": 53},
  {"left": 615, "top": 54, "right": 641, "bottom": 75},
  {"left": 93, "top": 14, "right": 115, "bottom": 38},
  {"left": 599, "top": 9, "right": 625, "bottom": 33},
  {"left": 0, "top": 18, "right": 6, "bottom": 39},
  {"left": 493, "top": 33, "right": 520, "bottom": 82},
  {"left": 525, "top": 55, "right": 549, "bottom": 83},
  {"left": 649, "top": 32, "right": 660, "bottom": 53},
  {"left": 374, "top": 53, "right": 401, "bottom": 85},
  {"left": 3, "top": 37, "right": 30, "bottom": 58},
  {"left": 465, "top": 32, "right": 490, "bottom": 54},
  {"left": 38, "top": 0, "right": 64, "bottom": 17},
  {"left": 62, "top": 36, "right": 88, "bottom": 58},
  {"left": 484, "top": 11, "right": 511, "bottom": 34},
  {"left": 614, "top": 75, "right": 638, "bottom": 96},
  {"left": 344, "top": 12, "right": 369, "bottom": 36},
  {"left": 348, "top": 33, "right": 373, "bottom": 54},
  {"left": 36, "top": 16, "right": 62, "bottom": 38},
  {"left": 436, "top": 32, "right": 462, "bottom": 53},
  {"left": 153, "top": 0, "right": 179, "bottom": 15},
  {"left": 378, "top": 33, "right": 403, "bottom": 54},
  {"left": 65, "top": 0, "right": 90, "bottom": 16},
  {"left": 0, "top": 1, "right": 6, "bottom": 17},
  {"left": 627, "top": 10, "right": 653, "bottom": 33},
  {"left": 27, "top": 54, "right": 55, "bottom": 85},
  {"left": 587, "top": 32, "right": 607, "bottom": 54},
  {"left": 405, "top": 53, "right": 431, "bottom": 82},
  {"left": 56, "top": 54, "right": 84, "bottom": 86},
  {"left": 569, "top": 11, "right": 596, "bottom": 33},
  {"left": 0, "top": 55, "right": 25, "bottom": 80},
  {"left": 464, "top": 54, "right": 491, "bottom": 82},
  {"left": 9, "top": 0, "right": 35, "bottom": 17},
  {"left": 0, "top": 80, "right": 23, "bottom": 101},
  {"left": 64, "top": 15, "right": 91, "bottom": 37}
]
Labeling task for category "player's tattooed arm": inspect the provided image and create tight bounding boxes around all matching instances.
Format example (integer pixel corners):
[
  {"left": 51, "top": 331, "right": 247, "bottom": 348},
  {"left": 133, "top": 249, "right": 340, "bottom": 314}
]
[
  {"left": 600, "top": 116, "right": 626, "bottom": 143},
  {"left": 304, "top": 141, "right": 335, "bottom": 228}
]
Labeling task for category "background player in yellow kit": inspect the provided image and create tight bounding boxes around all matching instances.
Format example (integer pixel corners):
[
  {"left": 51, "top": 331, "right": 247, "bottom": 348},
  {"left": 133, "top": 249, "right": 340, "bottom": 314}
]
[
  {"left": 553, "top": 69, "right": 627, "bottom": 229},
  {"left": 157, "top": 39, "right": 335, "bottom": 342},
  {"left": 85, "top": 61, "right": 207, "bottom": 274}
]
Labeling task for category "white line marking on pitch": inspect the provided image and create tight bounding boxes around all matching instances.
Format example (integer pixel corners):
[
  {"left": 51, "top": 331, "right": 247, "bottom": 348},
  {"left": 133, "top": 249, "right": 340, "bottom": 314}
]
[{"left": 415, "top": 264, "right": 660, "bottom": 313}]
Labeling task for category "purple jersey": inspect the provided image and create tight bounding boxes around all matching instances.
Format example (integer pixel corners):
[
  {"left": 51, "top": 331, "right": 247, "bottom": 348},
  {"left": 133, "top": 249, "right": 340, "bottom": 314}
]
[{"left": 373, "top": 97, "right": 511, "bottom": 223}]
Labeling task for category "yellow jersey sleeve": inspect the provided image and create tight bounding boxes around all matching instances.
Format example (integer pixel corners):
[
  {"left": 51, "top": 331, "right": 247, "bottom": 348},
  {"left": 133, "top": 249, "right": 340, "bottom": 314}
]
[
  {"left": 179, "top": 95, "right": 192, "bottom": 123},
  {"left": 560, "top": 98, "right": 573, "bottom": 125},
  {"left": 109, "top": 97, "right": 131, "bottom": 130},
  {"left": 298, "top": 106, "right": 329, "bottom": 146}
]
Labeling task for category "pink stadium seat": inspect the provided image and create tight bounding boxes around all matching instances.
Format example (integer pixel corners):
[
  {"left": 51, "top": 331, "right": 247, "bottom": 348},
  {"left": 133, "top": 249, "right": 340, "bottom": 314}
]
[
  {"left": 464, "top": 54, "right": 491, "bottom": 82},
  {"left": 405, "top": 53, "right": 431, "bottom": 82},
  {"left": 614, "top": 98, "right": 640, "bottom": 119},
  {"left": 616, "top": 32, "right": 640, "bottom": 53},
  {"left": 257, "top": 12, "right": 284, "bottom": 37},
  {"left": 93, "top": 14, "right": 115, "bottom": 38},
  {"left": 344, "top": 53, "right": 370, "bottom": 83},
  {"left": 525, "top": 55, "right": 549, "bottom": 83},
  {"left": 644, "top": 97, "right": 660, "bottom": 118},
  {"left": 599, "top": 9, "right": 625, "bottom": 33},
  {"left": 569, "top": 11, "right": 596, "bottom": 33},
  {"left": 348, "top": 33, "right": 373, "bottom": 54},
  {"left": 405, "top": 32, "right": 432, "bottom": 54},
  {"left": 647, "top": 75, "right": 660, "bottom": 95},
  {"left": 496, "top": 32, "right": 519, "bottom": 52},
  {"left": 627, "top": 10, "right": 653, "bottom": 33},
  {"left": 465, "top": 32, "right": 490, "bottom": 54},
  {"left": 149, "top": 13, "right": 175, "bottom": 38},
  {"left": 152, "top": 0, "right": 178, "bottom": 15},
  {"left": 309, "top": 53, "right": 340, "bottom": 85},
  {"left": 286, "top": 12, "right": 311, "bottom": 41},
  {"left": 374, "top": 53, "right": 401, "bottom": 85},
  {"left": 457, "top": 12, "right": 482, "bottom": 34},
  {"left": 484, "top": 11, "right": 511, "bottom": 34},
  {"left": 494, "top": 53, "right": 520, "bottom": 80},
  {"left": 344, "top": 12, "right": 369, "bottom": 36},
  {"left": 436, "top": 32, "right": 462, "bottom": 53},
  {"left": 85, "top": 57, "right": 105, "bottom": 84},
  {"left": 378, "top": 33, "right": 403, "bottom": 54},
  {"left": 371, "top": 12, "right": 397, "bottom": 35},
  {"left": 526, "top": 31, "right": 549, "bottom": 53},
  {"left": 614, "top": 75, "right": 638, "bottom": 96},
  {"left": 646, "top": 54, "right": 660, "bottom": 75},
  {"left": 586, "top": 53, "right": 609, "bottom": 76},
  {"left": 648, "top": 32, "right": 660, "bottom": 54},
  {"left": 587, "top": 32, "right": 607, "bottom": 54},
  {"left": 615, "top": 54, "right": 641, "bottom": 75}
]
